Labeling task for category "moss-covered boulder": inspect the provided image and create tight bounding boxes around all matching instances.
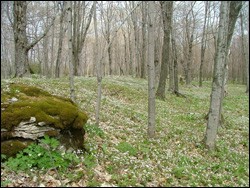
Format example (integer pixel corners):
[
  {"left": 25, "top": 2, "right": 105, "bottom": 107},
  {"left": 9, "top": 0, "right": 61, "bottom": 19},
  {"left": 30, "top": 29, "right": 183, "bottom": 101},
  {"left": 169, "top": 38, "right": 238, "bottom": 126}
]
[{"left": 1, "top": 83, "right": 88, "bottom": 157}]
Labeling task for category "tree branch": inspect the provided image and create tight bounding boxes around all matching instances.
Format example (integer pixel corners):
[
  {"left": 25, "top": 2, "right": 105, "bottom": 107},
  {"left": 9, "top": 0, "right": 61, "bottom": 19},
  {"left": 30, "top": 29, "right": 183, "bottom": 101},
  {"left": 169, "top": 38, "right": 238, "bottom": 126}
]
[
  {"left": 26, "top": 16, "right": 56, "bottom": 51},
  {"left": 79, "top": 2, "right": 95, "bottom": 52}
]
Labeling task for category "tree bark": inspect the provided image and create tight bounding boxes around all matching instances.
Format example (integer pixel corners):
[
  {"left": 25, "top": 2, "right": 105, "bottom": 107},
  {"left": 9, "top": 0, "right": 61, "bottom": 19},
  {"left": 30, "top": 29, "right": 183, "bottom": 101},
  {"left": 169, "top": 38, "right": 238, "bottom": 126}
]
[
  {"left": 186, "top": 5, "right": 196, "bottom": 85},
  {"left": 171, "top": 26, "right": 179, "bottom": 93},
  {"left": 186, "top": 33, "right": 194, "bottom": 85},
  {"left": 50, "top": 2, "right": 56, "bottom": 77},
  {"left": 93, "top": 1, "right": 102, "bottom": 126},
  {"left": 43, "top": 2, "right": 49, "bottom": 77},
  {"left": 121, "top": 28, "right": 128, "bottom": 75},
  {"left": 240, "top": 13, "right": 248, "bottom": 93},
  {"left": 13, "top": 1, "right": 29, "bottom": 77},
  {"left": 128, "top": 26, "right": 133, "bottom": 75},
  {"left": 72, "top": 2, "right": 94, "bottom": 76},
  {"left": 205, "top": 1, "right": 229, "bottom": 150},
  {"left": 247, "top": 5, "right": 249, "bottom": 94},
  {"left": 168, "top": 6, "right": 174, "bottom": 92},
  {"left": 140, "top": 1, "right": 147, "bottom": 79},
  {"left": 156, "top": 1, "right": 173, "bottom": 100},
  {"left": 108, "top": 42, "right": 112, "bottom": 75},
  {"left": 55, "top": 1, "right": 66, "bottom": 78},
  {"left": 66, "top": 1, "right": 76, "bottom": 102},
  {"left": 199, "top": 1, "right": 208, "bottom": 87},
  {"left": 147, "top": 1, "right": 156, "bottom": 138},
  {"left": 222, "top": 1, "right": 243, "bottom": 95},
  {"left": 131, "top": 1, "right": 140, "bottom": 77},
  {"left": 13, "top": 1, "right": 55, "bottom": 78},
  {"left": 205, "top": 1, "right": 242, "bottom": 150}
]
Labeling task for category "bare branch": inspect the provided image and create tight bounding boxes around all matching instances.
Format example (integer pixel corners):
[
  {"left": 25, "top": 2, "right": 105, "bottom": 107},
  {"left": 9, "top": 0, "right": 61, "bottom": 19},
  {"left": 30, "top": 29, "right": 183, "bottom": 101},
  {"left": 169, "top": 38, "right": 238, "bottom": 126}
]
[{"left": 27, "top": 15, "right": 56, "bottom": 51}]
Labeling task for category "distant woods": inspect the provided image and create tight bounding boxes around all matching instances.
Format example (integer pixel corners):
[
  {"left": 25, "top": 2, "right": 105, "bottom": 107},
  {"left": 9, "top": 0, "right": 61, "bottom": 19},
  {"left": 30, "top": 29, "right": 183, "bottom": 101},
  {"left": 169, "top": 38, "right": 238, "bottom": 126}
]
[{"left": 1, "top": 1, "right": 249, "bottom": 88}]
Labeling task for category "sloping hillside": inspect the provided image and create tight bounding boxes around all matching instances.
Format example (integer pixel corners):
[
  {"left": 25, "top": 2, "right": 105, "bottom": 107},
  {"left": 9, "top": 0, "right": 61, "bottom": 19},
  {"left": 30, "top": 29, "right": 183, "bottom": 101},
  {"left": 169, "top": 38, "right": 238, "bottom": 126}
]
[{"left": 1, "top": 76, "right": 249, "bottom": 187}]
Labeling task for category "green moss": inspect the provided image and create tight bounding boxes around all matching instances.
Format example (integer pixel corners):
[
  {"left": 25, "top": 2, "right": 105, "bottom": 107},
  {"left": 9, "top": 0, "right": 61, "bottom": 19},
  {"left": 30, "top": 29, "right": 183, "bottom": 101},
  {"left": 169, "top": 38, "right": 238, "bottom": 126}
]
[
  {"left": 1, "top": 105, "right": 60, "bottom": 131},
  {"left": 44, "top": 130, "right": 60, "bottom": 137},
  {"left": 1, "top": 140, "right": 34, "bottom": 157},
  {"left": 1, "top": 84, "right": 88, "bottom": 131},
  {"left": 1, "top": 93, "right": 9, "bottom": 102},
  {"left": 73, "top": 112, "right": 88, "bottom": 129},
  {"left": 9, "top": 83, "right": 51, "bottom": 97}
]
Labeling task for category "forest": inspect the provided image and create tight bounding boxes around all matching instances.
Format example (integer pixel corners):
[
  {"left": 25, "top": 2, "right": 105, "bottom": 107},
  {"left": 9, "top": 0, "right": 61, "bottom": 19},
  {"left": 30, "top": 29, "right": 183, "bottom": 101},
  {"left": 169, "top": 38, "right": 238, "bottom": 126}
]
[{"left": 1, "top": 1, "right": 249, "bottom": 187}]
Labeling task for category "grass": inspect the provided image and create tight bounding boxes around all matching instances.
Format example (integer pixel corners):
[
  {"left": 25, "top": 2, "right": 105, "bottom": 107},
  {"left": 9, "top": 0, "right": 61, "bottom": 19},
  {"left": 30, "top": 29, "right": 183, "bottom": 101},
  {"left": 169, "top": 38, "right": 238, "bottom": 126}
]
[{"left": 1, "top": 75, "right": 249, "bottom": 187}]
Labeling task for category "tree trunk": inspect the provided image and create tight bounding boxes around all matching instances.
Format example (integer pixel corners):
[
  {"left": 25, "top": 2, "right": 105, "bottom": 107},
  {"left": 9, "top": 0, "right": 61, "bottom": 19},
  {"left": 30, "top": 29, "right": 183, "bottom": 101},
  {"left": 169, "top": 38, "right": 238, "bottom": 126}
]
[
  {"left": 55, "top": 2, "right": 66, "bottom": 78},
  {"left": 205, "top": 1, "right": 229, "bottom": 150},
  {"left": 154, "top": 25, "right": 161, "bottom": 86},
  {"left": 131, "top": 1, "right": 140, "bottom": 77},
  {"left": 94, "top": 1, "right": 102, "bottom": 126},
  {"left": 43, "top": 35, "right": 49, "bottom": 77},
  {"left": 43, "top": 2, "right": 49, "bottom": 77},
  {"left": 100, "top": 1, "right": 113, "bottom": 76},
  {"left": 14, "top": 42, "right": 29, "bottom": 78},
  {"left": 140, "top": 1, "right": 147, "bottom": 79},
  {"left": 13, "top": 1, "right": 30, "bottom": 77},
  {"left": 156, "top": 1, "right": 173, "bottom": 100},
  {"left": 168, "top": 5, "right": 174, "bottom": 92},
  {"left": 147, "top": 1, "right": 156, "bottom": 138},
  {"left": 240, "top": 13, "right": 248, "bottom": 93},
  {"left": 184, "top": 2, "right": 196, "bottom": 85},
  {"left": 222, "top": 1, "right": 243, "bottom": 96},
  {"left": 71, "top": 2, "right": 94, "bottom": 76},
  {"left": 128, "top": 28, "right": 133, "bottom": 75},
  {"left": 108, "top": 40, "right": 112, "bottom": 75},
  {"left": 199, "top": 1, "right": 208, "bottom": 87},
  {"left": 205, "top": 1, "right": 242, "bottom": 150},
  {"left": 121, "top": 28, "right": 128, "bottom": 75},
  {"left": 171, "top": 27, "right": 179, "bottom": 93},
  {"left": 66, "top": 1, "right": 76, "bottom": 102},
  {"left": 50, "top": 2, "right": 56, "bottom": 78},
  {"left": 247, "top": 6, "right": 249, "bottom": 94},
  {"left": 186, "top": 33, "right": 193, "bottom": 85},
  {"left": 13, "top": 1, "right": 55, "bottom": 78}
]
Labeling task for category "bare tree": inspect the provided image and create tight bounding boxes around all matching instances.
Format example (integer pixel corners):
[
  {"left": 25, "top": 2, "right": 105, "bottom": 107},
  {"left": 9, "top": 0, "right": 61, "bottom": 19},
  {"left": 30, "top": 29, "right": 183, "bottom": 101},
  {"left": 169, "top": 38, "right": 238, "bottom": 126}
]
[
  {"left": 13, "top": 1, "right": 55, "bottom": 77},
  {"left": 223, "top": 1, "right": 243, "bottom": 96},
  {"left": 204, "top": 1, "right": 229, "bottom": 150},
  {"left": 121, "top": 26, "right": 128, "bottom": 75},
  {"left": 71, "top": 2, "right": 94, "bottom": 76},
  {"left": 171, "top": 23, "right": 179, "bottom": 93},
  {"left": 66, "top": 1, "right": 76, "bottom": 102},
  {"left": 100, "top": 1, "right": 115, "bottom": 76},
  {"left": 50, "top": 2, "right": 56, "bottom": 77},
  {"left": 167, "top": 2, "right": 174, "bottom": 92},
  {"left": 185, "top": 2, "right": 196, "bottom": 85},
  {"left": 94, "top": 1, "right": 102, "bottom": 126},
  {"left": 240, "top": 12, "right": 248, "bottom": 94},
  {"left": 55, "top": 1, "right": 67, "bottom": 78},
  {"left": 247, "top": 3, "right": 249, "bottom": 94},
  {"left": 147, "top": 1, "right": 156, "bottom": 138},
  {"left": 140, "top": 1, "right": 147, "bottom": 79},
  {"left": 199, "top": 1, "right": 209, "bottom": 87},
  {"left": 156, "top": 1, "right": 173, "bottom": 100},
  {"left": 204, "top": 1, "right": 242, "bottom": 150},
  {"left": 123, "top": 2, "right": 134, "bottom": 76},
  {"left": 42, "top": 2, "right": 50, "bottom": 77},
  {"left": 1, "top": 1, "right": 14, "bottom": 78},
  {"left": 131, "top": 1, "right": 141, "bottom": 77}
]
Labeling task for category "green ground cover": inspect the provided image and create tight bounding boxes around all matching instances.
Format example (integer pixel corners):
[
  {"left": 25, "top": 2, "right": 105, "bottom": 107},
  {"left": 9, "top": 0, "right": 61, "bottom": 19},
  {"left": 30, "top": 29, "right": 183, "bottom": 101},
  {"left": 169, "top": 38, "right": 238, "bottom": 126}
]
[{"left": 1, "top": 76, "right": 249, "bottom": 187}]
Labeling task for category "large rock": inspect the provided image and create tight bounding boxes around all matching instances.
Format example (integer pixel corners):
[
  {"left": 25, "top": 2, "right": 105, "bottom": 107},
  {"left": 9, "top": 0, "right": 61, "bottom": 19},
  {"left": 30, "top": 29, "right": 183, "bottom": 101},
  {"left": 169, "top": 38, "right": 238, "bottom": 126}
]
[{"left": 1, "top": 83, "right": 88, "bottom": 157}]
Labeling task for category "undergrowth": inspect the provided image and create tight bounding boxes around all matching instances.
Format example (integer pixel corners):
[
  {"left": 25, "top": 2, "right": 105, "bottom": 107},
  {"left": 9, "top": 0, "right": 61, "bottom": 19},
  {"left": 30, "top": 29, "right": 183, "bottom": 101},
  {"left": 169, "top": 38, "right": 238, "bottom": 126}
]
[{"left": 1, "top": 76, "right": 249, "bottom": 187}]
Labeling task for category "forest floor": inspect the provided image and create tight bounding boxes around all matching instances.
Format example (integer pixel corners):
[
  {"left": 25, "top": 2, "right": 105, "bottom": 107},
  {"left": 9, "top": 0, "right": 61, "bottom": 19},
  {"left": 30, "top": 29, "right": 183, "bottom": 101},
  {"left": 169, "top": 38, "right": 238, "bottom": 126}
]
[{"left": 1, "top": 75, "right": 249, "bottom": 187}]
